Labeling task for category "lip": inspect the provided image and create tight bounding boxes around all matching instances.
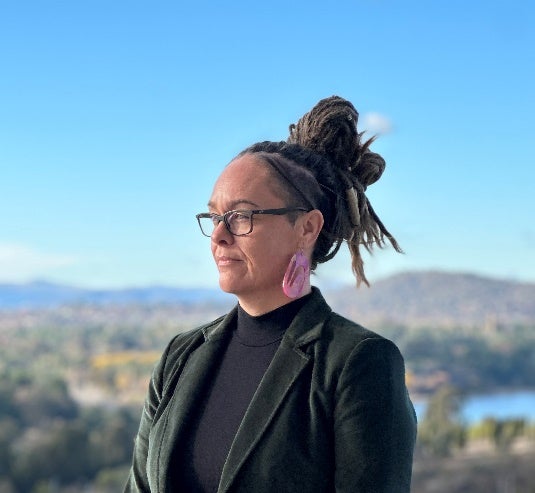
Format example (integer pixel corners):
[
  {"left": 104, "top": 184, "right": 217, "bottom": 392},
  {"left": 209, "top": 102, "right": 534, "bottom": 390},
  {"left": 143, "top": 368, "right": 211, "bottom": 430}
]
[{"left": 216, "top": 255, "right": 242, "bottom": 267}]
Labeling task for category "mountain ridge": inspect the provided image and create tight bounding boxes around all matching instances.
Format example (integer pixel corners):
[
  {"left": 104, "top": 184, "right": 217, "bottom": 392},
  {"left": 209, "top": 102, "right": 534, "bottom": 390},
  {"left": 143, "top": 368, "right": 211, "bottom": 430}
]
[
  {"left": 0, "top": 280, "right": 233, "bottom": 309},
  {"left": 326, "top": 270, "right": 535, "bottom": 328},
  {"left": 1, "top": 271, "right": 533, "bottom": 328}
]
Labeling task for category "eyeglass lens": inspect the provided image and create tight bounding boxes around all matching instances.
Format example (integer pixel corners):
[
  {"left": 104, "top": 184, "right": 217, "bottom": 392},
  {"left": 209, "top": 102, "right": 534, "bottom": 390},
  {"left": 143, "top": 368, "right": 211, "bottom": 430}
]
[{"left": 199, "top": 211, "right": 252, "bottom": 236}]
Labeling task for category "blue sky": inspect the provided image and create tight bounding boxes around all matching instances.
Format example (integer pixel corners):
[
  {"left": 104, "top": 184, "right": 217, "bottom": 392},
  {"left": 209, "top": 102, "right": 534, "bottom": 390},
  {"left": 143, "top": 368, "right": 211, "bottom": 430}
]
[{"left": 1, "top": 0, "right": 534, "bottom": 289}]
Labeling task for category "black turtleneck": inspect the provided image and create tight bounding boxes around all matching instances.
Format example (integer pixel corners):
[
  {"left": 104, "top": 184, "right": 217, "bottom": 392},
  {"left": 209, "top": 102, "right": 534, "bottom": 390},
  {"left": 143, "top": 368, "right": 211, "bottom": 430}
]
[{"left": 174, "top": 294, "right": 311, "bottom": 492}]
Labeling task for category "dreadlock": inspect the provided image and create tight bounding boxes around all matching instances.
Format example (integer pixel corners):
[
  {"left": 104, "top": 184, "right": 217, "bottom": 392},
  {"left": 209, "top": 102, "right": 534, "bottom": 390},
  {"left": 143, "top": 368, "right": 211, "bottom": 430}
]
[{"left": 237, "top": 96, "right": 402, "bottom": 287}]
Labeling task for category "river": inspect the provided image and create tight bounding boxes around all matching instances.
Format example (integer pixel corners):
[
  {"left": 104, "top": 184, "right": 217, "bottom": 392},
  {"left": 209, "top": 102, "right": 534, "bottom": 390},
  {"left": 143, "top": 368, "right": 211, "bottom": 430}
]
[{"left": 412, "top": 390, "right": 535, "bottom": 423}]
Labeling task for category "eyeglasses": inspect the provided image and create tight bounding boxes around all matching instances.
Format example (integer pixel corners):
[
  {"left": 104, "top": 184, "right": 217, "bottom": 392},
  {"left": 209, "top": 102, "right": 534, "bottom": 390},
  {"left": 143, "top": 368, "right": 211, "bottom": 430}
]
[{"left": 196, "top": 207, "right": 309, "bottom": 237}]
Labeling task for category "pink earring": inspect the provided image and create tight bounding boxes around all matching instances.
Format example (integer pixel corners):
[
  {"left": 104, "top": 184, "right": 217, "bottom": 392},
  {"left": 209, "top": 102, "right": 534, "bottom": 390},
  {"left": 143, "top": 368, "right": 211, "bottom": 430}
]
[{"left": 282, "top": 250, "right": 310, "bottom": 299}]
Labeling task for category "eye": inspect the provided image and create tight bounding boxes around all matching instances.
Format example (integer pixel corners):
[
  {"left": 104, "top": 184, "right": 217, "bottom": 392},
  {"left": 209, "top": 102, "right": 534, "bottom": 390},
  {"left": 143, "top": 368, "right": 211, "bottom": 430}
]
[{"left": 228, "top": 211, "right": 250, "bottom": 222}]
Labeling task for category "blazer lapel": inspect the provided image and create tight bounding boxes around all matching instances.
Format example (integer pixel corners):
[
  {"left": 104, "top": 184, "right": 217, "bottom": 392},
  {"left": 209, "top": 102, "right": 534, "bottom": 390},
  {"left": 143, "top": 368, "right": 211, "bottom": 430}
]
[
  {"left": 217, "top": 338, "right": 310, "bottom": 493},
  {"left": 218, "top": 290, "right": 330, "bottom": 492},
  {"left": 150, "top": 310, "right": 237, "bottom": 492}
]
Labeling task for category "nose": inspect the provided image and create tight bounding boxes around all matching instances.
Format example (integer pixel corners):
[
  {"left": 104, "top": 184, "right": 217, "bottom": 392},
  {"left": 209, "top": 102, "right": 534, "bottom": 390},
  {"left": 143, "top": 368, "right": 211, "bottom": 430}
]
[{"left": 211, "top": 219, "right": 234, "bottom": 245}]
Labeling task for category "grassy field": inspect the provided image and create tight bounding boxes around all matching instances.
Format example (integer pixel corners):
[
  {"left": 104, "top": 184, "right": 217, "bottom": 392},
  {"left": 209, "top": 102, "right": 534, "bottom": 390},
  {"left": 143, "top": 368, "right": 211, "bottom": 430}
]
[{"left": 413, "top": 439, "right": 535, "bottom": 492}]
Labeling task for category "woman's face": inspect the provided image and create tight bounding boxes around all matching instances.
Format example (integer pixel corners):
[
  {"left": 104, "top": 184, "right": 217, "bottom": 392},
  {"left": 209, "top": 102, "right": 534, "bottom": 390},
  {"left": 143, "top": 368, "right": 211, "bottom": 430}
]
[{"left": 208, "top": 154, "right": 302, "bottom": 313}]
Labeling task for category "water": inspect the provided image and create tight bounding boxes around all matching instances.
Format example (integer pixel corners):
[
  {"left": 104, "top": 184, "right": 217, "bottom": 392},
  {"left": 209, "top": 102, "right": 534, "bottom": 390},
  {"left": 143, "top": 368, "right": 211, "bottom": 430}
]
[{"left": 413, "top": 390, "right": 535, "bottom": 423}]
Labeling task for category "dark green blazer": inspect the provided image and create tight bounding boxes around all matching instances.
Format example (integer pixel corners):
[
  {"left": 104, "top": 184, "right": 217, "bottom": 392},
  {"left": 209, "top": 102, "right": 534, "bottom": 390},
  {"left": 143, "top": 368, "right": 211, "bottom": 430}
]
[{"left": 125, "top": 288, "right": 416, "bottom": 492}]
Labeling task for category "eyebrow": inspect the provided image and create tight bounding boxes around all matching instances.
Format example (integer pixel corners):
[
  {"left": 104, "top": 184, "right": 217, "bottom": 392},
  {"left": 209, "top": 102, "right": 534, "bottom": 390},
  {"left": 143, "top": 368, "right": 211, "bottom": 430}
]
[{"left": 207, "top": 199, "right": 261, "bottom": 210}]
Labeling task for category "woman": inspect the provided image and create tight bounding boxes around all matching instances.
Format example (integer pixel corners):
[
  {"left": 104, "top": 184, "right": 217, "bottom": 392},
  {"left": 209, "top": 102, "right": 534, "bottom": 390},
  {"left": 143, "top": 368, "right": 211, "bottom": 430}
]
[{"left": 125, "top": 96, "right": 417, "bottom": 492}]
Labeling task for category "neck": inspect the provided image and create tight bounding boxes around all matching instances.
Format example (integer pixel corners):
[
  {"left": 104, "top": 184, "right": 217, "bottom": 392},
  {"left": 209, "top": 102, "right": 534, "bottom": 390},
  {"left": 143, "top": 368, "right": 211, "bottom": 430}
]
[{"left": 237, "top": 283, "right": 312, "bottom": 316}]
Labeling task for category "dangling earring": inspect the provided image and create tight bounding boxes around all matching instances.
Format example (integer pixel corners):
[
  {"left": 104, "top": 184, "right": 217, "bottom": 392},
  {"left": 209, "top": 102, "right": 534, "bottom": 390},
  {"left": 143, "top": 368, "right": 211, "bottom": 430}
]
[{"left": 282, "top": 250, "right": 310, "bottom": 299}]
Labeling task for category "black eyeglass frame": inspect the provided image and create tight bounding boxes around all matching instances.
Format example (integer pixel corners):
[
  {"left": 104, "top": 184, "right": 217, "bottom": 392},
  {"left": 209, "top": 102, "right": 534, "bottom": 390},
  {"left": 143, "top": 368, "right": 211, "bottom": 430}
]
[{"left": 196, "top": 207, "right": 310, "bottom": 237}]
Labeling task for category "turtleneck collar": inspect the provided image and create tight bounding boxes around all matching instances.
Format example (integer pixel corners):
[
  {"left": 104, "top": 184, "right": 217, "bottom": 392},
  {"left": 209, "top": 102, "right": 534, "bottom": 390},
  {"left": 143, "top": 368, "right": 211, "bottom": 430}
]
[{"left": 236, "top": 293, "right": 313, "bottom": 347}]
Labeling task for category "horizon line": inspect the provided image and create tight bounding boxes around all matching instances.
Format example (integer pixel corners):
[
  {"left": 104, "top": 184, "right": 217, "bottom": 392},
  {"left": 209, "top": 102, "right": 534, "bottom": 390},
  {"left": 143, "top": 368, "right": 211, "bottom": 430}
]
[{"left": 1, "top": 268, "right": 533, "bottom": 291}]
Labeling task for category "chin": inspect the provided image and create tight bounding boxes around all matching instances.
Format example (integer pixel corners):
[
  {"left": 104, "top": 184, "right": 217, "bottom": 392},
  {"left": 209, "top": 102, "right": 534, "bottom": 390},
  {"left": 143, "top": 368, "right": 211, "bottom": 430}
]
[{"left": 217, "top": 277, "right": 242, "bottom": 296}]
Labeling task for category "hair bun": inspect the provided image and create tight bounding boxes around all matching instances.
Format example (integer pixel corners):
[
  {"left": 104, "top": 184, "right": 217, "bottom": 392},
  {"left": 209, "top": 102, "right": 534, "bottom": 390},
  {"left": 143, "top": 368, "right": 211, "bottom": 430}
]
[
  {"left": 288, "top": 95, "right": 385, "bottom": 189},
  {"left": 356, "top": 150, "right": 385, "bottom": 188}
]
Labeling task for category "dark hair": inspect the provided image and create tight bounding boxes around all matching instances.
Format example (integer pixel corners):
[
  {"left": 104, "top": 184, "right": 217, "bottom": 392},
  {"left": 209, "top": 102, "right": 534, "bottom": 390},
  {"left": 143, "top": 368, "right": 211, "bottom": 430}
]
[{"left": 237, "top": 96, "right": 402, "bottom": 286}]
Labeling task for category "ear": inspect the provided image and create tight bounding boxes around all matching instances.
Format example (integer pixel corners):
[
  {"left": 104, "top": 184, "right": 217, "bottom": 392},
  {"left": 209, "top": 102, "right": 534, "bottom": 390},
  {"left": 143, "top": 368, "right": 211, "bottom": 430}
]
[{"left": 298, "top": 209, "right": 324, "bottom": 250}]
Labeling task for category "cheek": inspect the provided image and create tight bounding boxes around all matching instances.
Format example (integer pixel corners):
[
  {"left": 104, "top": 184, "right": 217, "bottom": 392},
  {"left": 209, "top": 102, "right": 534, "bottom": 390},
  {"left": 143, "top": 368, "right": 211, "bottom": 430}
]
[
  {"left": 252, "top": 241, "right": 294, "bottom": 275},
  {"left": 240, "top": 224, "right": 298, "bottom": 277}
]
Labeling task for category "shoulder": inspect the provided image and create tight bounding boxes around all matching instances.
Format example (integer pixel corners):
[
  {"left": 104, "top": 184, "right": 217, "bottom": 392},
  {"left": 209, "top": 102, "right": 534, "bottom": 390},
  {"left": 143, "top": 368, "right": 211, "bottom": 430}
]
[
  {"left": 291, "top": 287, "right": 398, "bottom": 356},
  {"left": 321, "top": 310, "right": 403, "bottom": 368},
  {"left": 325, "top": 310, "right": 382, "bottom": 344},
  {"left": 292, "top": 288, "right": 405, "bottom": 376}
]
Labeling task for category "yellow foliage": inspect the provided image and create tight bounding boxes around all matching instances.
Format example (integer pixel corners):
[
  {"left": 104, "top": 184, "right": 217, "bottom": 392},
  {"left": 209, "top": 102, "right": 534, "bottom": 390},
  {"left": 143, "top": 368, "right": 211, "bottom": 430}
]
[
  {"left": 115, "top": 372, "right": 131, "bottom": 390},
  {"left": 91, "top": 350, "right": 160, "bottom": 369}
]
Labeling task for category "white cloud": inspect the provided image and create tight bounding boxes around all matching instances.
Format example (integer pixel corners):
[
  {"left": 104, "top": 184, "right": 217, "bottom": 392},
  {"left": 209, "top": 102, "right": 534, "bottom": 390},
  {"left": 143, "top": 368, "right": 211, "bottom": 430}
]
[
  {"left": 0, "top": 243, "right": 79, "bottom": 282},
  {"left": 360, "top": 112, "right": 393, "bottom": 135}
]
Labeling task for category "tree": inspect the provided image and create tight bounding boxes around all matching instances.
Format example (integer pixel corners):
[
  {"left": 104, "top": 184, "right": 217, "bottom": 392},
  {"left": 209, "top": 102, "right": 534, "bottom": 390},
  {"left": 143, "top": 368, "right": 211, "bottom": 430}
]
[
  {"left": 418, "top": 385, "right": 466, "bottom": 457},
  {"left": 13, "top": 377, "right": 78, "bottom": 427},
  {"left": 11, "top": 421, "right": 90, "bottom": 491},
  {"left": 479, "top": 417, "right": 526, "bottom": 452}
]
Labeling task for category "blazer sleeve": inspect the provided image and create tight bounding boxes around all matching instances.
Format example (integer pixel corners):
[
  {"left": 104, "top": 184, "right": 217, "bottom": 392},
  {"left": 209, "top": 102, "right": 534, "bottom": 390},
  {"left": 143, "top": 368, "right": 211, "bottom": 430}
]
[
  {"left": 124, "top": 342, "right": 170, "bottom": 492},
  {"left": 333, "top": 337, "right": 417, "bottom": 493}
]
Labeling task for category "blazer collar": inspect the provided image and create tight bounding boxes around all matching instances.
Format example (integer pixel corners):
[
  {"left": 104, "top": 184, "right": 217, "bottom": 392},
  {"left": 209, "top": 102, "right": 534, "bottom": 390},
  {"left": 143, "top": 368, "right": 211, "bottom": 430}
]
[
  {"left": 202, "top": 287, "right": 331, "bottom": 348},
  {"left": 283, "top": 287, "right": 332, "bottom": 347},
  {"left": 218, "top": 287, "right": 332, "bottom": 492}
]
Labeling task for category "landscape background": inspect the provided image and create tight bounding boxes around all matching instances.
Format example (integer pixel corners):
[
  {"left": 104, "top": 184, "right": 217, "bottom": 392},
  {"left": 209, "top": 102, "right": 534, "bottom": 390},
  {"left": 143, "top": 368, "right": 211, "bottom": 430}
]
[{"left": 1, "top": 270, "right": 534, "bottom": 492}]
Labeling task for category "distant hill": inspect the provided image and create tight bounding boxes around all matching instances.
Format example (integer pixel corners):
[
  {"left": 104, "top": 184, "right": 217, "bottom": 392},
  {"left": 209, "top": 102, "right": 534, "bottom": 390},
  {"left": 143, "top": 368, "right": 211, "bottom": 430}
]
[
  {"left": 325, "top": 271, "right": 535, "bottom": 328},
  {"left": 1, "top": 271, "right": 534, "bottom": 328},
  {"left": 0, "top": 280, "right": 233, "bottom": 310}
]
